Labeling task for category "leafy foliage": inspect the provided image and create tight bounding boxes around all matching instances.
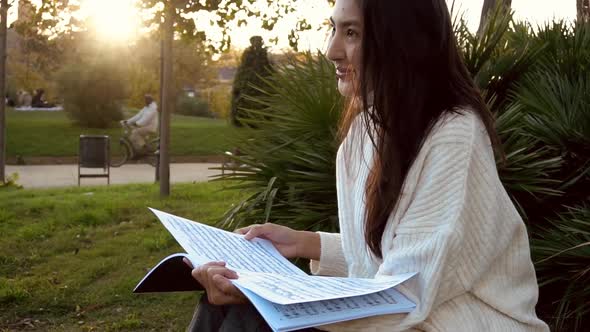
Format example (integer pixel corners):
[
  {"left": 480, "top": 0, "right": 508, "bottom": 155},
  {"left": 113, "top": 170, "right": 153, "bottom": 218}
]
[
  {"left": 218, "top": 52, "right": 342, "bottom": 231},
  {"left": 137, "top": 0, "right": 316, "bottom": 53},
  {"left": 175, "top": 95, "right": 212, "bottom": 118},
  {"left": 208, "top": 85, "right": 232, "bottom": 119},
  {"left": 57, "top": 60, "right": 127, "bottom": 128},
  {"left": 532, "top": 205, "right": 590, "bottom": 331}
]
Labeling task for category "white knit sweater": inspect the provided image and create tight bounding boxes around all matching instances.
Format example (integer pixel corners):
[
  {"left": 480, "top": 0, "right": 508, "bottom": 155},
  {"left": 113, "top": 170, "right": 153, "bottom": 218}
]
[{"left": 310, "top": 110, "right": 549, "bottom": 332}]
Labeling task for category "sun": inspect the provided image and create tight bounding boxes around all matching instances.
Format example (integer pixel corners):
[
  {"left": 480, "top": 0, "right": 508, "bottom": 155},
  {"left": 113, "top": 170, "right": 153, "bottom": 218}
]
[{"left": 80, "top": 0, "right": 139, "bottom": 43}]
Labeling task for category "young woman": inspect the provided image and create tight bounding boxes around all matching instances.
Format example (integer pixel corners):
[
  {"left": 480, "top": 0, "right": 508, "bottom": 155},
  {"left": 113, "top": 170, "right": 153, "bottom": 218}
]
[{"left": 187, "top": 0, "right": 549, "bottom": 331}]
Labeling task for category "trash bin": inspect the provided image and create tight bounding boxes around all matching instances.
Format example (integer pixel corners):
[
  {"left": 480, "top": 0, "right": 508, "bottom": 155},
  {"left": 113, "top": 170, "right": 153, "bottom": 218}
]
[{"left": 78, "top": 135, "right": 110, "bottom": 186}]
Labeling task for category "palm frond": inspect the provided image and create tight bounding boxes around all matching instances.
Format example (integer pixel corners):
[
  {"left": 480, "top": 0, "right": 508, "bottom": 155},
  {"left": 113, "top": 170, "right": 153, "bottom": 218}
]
[
  {"left": 215, "top": 52, "right": 342, "bottom": 232},
  {"left": 532, "top": 205, "right": 590, "bottom": 331}
]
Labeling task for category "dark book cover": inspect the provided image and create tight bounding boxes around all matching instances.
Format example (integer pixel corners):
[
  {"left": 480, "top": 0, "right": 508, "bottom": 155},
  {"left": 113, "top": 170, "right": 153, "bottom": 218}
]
[{"left": 133, "top": 253, "right": 203, "bottom": 293}]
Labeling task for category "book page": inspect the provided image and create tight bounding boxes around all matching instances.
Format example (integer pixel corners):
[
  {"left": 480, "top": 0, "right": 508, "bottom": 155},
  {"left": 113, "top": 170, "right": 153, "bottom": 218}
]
[
  {"left": 235, "top": 271, "right": 417, "bottom": 305},
  {"left": 149, "top": 208, "right": 306, "bottom": 276},
  {"left": 239, "top": 285, "right": 416, "bottom": 332}
]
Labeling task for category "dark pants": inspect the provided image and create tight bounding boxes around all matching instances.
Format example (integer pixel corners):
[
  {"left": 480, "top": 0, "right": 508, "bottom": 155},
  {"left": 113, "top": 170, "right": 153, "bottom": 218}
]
[{"left": 188, "top": 296, "right": 322, "bottom": 332}]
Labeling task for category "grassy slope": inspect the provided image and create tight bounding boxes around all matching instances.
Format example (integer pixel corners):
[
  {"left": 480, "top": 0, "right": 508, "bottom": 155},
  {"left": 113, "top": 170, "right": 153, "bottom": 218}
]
[
  {"left": 0, "top": 182, "right": 244, "bottom": 331},
  {"left": 6, "top": 109, "right": 236, "bottom": 157}
]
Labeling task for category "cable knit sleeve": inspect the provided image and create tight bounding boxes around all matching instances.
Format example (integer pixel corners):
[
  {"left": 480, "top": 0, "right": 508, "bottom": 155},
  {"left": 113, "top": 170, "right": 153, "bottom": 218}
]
[
  {"left": 319, "top": 114, "right": 485, "bottom": 332},
  {"left": 310, "top": 232, "right": 349, "bottom": 277}
]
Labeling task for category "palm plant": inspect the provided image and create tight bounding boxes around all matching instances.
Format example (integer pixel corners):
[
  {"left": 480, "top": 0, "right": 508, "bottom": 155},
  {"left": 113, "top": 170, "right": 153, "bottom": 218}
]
[
  {"left": 215, "top": 53, "right": 342, "bottom": 232},
  {"left": 534, "top": 21, "right": 590, "bottom": 79},
  {"left": 516, "top": 69, "right": 590, "bottom": 200},
  {"left": 453, "top": 6, "right": 566, "bottom": 218},
  {"left": 453, "top": 4, "right": 545, "bottom": 111},
  {"left": 494, "top": 103, "right": 563, "bottom": 217},
  {"left": 532, "top": 206, "right": 590, "bottom": 331},
  {"left": 515, "top": 23, "right": 590, "bottom": 330}
]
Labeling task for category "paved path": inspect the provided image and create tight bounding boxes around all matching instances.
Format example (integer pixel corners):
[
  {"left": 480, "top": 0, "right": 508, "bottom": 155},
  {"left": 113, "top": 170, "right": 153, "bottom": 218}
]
[{"left": 6, "top": 163, "right": 222, "bottom": 189}]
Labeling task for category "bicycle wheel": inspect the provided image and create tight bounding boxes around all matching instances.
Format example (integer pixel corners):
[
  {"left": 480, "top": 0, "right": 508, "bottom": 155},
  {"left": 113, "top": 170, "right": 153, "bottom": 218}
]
[
  {"left": 145, "top": 138, "right": 160, "bottom": 167},
  {"left": 111, "top": 139, "right": 132, "bottom": 167},
  {"left": 146, "top": 152, "right": 159, "bottom": 167}
]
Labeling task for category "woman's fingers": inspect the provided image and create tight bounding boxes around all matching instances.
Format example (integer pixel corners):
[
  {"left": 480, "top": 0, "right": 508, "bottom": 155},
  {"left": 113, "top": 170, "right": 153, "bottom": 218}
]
[
  {"left": 235, "top": 226, "right": 251, "bottom": 235},
  {"left": 236, "top": 223, "right": 274, "bottom": 240},
  {"left": 205, "top": 267, "right": 246, "bottom": 305},
  {"left": 190, "top": 262, "right": 226, "bottom": 285},
  {"left": 211, "top": 276, "right": 247, "bottom": 304},
  {"left": 243, "top": 224, "right": 271, "bottom": 240},
  {"left": 212, "top": 274, "right": 241, "bottom": 296},
  {"left": 206, "top": 266, "right": 237, "bottom": 280}
]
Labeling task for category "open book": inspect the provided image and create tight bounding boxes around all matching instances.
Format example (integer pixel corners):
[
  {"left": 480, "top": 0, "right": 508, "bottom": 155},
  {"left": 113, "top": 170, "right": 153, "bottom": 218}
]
[{"left": 134, "top": 208, "right": 417, "bottom": 332}]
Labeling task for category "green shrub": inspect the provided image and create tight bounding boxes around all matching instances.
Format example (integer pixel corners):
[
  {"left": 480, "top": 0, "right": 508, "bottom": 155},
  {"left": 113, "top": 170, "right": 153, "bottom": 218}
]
[
  {"left": 57, "top": 60, "right": 127, "bottom": 128},
  {"left": 175, "top": 95, "right": 212, "bottom": 117},
  {"left": 218, "top": 52, "right": 342, "bottom": 231},
  {"left": 209, "top": 85, "right": 232, "bottom": 119},
  {"left": 532, "top": 205, "right": 590, "bottom": 330}
]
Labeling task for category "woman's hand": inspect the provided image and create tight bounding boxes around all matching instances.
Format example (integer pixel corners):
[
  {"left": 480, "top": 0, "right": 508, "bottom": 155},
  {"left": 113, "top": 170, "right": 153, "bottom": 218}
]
[
  {"left": 236, "top": 223, "right": 321, "bottom": 261},
  {"left": 184, "top": 259, "right": 247, "bottom": 305}
]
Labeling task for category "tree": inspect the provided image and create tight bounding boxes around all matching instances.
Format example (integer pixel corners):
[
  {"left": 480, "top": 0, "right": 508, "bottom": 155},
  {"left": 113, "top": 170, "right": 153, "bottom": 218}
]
[
  {"left": 10, "top": 1, "right": 63, "bottom": 92},
  {"left": 0, "top": 0, "right": 10, "bottom": 184},
  {"left": 230, "top": 36, "right": 273, "bottom": 127},
  {"left": 579, "top": 0, "right": 590, "bottom": 22},
  {"left": 478, "top": 0, "right": 512, "bottom": 34}
]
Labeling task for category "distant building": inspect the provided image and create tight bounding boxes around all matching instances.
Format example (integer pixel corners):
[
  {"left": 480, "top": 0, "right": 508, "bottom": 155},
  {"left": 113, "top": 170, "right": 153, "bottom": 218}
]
[{"left": 217, "top": 66, "right": 237, "bottom": 84}]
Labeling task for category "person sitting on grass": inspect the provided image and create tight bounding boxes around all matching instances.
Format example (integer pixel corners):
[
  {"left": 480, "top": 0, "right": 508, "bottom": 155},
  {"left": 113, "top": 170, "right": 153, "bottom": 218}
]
[
  {"left": 31, "top": 89, "right": 55, "bottom": 108},
  {"left": 122, "top": 95, "right": 159, "bottom": 153}
]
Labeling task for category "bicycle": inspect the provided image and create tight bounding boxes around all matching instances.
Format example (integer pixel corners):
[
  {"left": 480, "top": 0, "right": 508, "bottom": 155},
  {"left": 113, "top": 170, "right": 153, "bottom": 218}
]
[{"left": 111, "top": 121, "right": 160, "bottom": 168}]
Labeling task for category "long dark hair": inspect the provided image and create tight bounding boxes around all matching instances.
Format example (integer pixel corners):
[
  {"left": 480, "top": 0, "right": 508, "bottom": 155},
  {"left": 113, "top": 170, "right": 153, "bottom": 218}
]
[{"left": 339, "top": 0, "right": 501, "bottom": 259}]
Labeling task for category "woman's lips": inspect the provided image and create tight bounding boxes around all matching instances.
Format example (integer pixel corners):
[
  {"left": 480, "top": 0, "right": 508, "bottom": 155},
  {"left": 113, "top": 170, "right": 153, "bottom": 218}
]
[{"left": 336, "top": 67, "right": 354, "bottom": 80}]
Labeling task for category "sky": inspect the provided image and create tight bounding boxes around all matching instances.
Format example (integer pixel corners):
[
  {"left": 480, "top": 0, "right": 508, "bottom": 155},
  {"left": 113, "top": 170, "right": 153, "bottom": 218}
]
[
  {"left": 261, "top": 0, "right": 578, "bottom": 52},
  {"left": 10, "top": 0, "right": 577, "bottom": 52}
]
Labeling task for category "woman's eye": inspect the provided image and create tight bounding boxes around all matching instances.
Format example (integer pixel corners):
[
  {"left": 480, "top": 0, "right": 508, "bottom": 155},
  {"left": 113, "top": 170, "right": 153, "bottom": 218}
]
[
  {"left": 346, "top": 29, "right": 357, "bottom": 37},
  {"left": 331, "top": 26, "right": 336, "bottom": 36}
]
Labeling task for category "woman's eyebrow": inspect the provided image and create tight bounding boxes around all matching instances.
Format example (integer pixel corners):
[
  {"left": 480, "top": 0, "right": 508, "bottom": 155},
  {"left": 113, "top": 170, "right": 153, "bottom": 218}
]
[{"left": 330, "top": 16, "right": 361, "bottom": 28}]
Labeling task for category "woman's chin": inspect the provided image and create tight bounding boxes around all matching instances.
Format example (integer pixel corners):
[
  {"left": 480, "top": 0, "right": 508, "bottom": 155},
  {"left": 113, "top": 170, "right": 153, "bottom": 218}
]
[{"left": 337, "top": 80, "right": 355, "bottom": 98}]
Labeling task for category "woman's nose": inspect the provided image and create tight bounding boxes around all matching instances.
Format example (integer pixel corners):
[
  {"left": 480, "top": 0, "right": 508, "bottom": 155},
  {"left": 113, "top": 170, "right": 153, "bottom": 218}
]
[{"left": 326, "top": 34, "right": 345, "bottom": 63}]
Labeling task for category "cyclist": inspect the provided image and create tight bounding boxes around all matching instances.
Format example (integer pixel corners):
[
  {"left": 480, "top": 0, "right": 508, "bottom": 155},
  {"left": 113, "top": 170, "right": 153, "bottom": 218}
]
[{"left": 122, "top": 95, "right": 159, "bottom": 152}]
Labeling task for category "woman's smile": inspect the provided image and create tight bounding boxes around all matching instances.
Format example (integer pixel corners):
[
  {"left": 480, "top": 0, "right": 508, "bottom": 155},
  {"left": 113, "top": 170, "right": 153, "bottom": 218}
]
[{"left": 336, "top": 66, "right": 355, "bottom": 81}]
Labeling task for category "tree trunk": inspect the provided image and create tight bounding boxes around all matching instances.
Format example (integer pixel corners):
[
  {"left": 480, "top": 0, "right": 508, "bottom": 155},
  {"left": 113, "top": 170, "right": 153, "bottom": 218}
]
[
  {"left": 156, "top": 39, "right": 164, "bottom": 184},
  {"left": 0, "top": 0, "right": 8, "bottom": 184},
  {"left": 579, "top": 0, "right": 590, "bottom": 22},
  {"left": 159, "top": 2, "right": 174, "bottom": 197},
  {"left": 478, "top": 0, "right": 512, "bottom": 34}
]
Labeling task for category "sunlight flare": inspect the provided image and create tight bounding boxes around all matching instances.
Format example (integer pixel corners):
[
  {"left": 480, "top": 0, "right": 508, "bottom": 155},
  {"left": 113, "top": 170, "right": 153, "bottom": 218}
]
[{"left": 80, "top": 0, "right": 139, "bottom": 42}]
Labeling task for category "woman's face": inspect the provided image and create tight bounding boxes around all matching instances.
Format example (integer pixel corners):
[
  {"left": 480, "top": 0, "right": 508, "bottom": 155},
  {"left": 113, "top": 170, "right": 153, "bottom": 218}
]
[{"left": 327, "top": 0, "right": 363, "bottom": 98}]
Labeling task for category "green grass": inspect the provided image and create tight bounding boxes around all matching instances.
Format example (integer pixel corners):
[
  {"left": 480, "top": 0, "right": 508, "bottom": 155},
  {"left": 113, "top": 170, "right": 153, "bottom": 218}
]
[
  {"left": 6, "top": 109, "right": 237, "bottom": 158},
  {"left": 0, "top": 181, "right": 245, "bottom": 331}
]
